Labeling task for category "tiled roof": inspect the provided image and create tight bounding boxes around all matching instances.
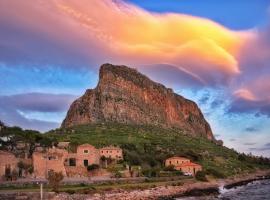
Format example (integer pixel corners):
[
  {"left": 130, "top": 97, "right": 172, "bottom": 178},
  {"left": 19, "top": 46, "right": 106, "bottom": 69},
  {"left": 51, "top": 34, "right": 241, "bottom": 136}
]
[{"left": 176, "top": 162, "right": 201, "bottom": 167}]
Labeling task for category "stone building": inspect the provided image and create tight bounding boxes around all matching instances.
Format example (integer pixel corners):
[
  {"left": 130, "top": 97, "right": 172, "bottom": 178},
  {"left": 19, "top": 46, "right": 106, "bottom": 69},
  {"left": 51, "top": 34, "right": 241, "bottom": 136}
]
[
  {"left": 32, "top": 144, "right": 123, "bottom": 178},
  {"left": 174, "top": 162, "right": 202, "bottom": 175},
  {"left": 76, "top": 144, "right": 100, "bottom": 167},
  {"left": 99, "top": 145, "right": 123, "bottom": 160},
  {"left": 0, "top": 150, "right": 18, "bottom": 179},
  {"left": 165, "top": 156, "right": 190, "bottom": 166},
  {"left": 57, "top": 142, "right": 70, "bottom": 149},
  {"left": 165, "top": 156, "right": 202, "bottom": 176},
  {"left": 33, "top": 147, "right": 68, "bottom": 178}
]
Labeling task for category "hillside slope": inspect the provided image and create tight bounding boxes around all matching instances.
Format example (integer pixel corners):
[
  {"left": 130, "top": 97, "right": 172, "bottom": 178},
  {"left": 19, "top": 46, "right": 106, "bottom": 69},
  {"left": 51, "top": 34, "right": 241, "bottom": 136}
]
[
  {"left": 48, "top": 123, "right": 270, "bottom": 177},
  {"left": 62, "top": 64, "right": 214, "bottom": 141}
]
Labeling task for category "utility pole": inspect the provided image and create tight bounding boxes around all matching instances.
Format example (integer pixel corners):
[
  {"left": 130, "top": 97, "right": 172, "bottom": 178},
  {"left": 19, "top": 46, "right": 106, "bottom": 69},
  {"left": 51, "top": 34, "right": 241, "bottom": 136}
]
[{"left": 40, "top": 183, "right": 43, "bottom": 200}]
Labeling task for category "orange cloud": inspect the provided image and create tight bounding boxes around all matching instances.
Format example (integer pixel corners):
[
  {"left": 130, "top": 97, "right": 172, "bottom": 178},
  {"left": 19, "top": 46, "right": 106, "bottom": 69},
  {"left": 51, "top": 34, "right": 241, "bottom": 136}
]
[
  {"left": 0, "top": 0, "right": 255, "bottom": 86},
  {"left": 234, "top": 89, "right": 257, "bottom": 101},
  {"left": 55, "top": 0, "right": 252, "bottom": 77}
]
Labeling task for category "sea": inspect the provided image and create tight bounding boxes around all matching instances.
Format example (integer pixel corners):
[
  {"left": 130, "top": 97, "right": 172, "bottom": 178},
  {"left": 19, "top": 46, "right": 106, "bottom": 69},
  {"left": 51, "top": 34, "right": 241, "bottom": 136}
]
[{"left": 176, "top": 179, "right": 270, "bottom": 200}]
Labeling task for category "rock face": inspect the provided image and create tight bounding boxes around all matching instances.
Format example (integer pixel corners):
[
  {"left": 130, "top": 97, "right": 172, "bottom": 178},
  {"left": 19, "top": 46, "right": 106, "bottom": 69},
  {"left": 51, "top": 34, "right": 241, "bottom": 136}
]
[{"left": 62, "top": 64, "right": 215, "bottom": 141}]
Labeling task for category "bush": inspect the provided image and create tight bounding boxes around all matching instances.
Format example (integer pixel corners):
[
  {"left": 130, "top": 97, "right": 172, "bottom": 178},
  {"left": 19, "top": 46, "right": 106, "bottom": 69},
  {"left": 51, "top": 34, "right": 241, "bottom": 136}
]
[
  {"left": 142, "top": 168, "right": 160, "bottom": 177},
  {"left": 47, "top": 171, "right": 64, "bottom": 192},
  {"left": 87, "top": 164, "right": 100, "bottom": 171},
  {"left": 238, "top": 154, "right": 246, "bottom": 161},
  {"left": 125, "top": 151, "right": 142, "bottom": 165},
  {"left": 195, "top": 171, "right": 207, "bottom": 182},
  {"left": 114, "top": 171, "right": 122, "bottom": 178},
  {"left": 28, "top": 165, "right": 34, "bottom": 174},
  {"left": 174, "top": 170, "right": 184, "bottom": 176},
  {"left": 206, "top": 168, "right": 226, "bottom": 178},
  {"left": 164, "top": 165, "right": 175, "bottom": 171},
  {"left": 11, "top": 169, "right": 18, "bottom": 181}
]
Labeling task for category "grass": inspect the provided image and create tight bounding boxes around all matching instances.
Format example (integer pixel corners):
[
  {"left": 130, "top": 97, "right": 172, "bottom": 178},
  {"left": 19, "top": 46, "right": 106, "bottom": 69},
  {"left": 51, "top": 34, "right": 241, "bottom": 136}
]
[
  {"left": 46, "top": 123, "right": 270, "bottom": 178},
  {"left": 0, "top": 177, "right": 193, "bottom": 193}
]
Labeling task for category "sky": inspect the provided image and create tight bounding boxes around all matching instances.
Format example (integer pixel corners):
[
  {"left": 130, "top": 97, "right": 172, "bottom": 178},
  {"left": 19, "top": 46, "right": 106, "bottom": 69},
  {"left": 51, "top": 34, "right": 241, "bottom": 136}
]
[{"left": 0, "top": 0, "right": 270, "bottom": 157}]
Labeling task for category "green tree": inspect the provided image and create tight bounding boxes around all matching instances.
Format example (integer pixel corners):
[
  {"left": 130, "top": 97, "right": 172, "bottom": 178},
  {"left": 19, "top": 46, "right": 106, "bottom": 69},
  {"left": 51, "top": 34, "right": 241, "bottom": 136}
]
[
  {"left": 87, "top": 164, "right": 100, "bottom": 171},
  {"left": 195, "top": 171, "right": 207, "bottom": 182},
  {"left": 47, "top": 171, "right": 64, "bottom": 192}
]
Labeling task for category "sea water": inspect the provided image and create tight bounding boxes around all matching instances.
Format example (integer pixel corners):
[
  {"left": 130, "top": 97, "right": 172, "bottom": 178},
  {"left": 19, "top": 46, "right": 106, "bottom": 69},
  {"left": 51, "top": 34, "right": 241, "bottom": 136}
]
[{"left": 176, "top": 179, "right": 270, "bottom": 200}]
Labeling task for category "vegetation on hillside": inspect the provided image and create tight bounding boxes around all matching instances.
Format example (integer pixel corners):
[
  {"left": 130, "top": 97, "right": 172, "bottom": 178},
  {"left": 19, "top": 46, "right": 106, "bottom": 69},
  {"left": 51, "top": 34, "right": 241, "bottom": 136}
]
[
  {"left": 0, "top": 125, "right": 56, "bottom": 156},
  {"left": 46, "top": 123, "right": 270, "bottom": 178}
]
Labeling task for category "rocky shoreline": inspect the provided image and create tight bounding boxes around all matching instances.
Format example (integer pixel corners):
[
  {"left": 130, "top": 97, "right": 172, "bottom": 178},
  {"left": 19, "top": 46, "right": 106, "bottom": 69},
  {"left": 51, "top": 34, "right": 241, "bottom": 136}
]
[
  {"left": 51, "top": 170, "right": 270, "bottom": 200},
  {"left": 1, "top": 170, "right": 270, "bottom": 200}
]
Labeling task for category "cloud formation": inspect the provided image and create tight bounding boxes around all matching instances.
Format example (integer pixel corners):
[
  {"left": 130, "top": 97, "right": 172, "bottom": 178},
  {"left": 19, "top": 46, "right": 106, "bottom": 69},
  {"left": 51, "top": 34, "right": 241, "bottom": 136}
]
[
  {"left": 0, "top": 93, "right": 77, "bottom": 132},
  {"left": 0, "top": 0, "right": 252, "bottom": 86}
]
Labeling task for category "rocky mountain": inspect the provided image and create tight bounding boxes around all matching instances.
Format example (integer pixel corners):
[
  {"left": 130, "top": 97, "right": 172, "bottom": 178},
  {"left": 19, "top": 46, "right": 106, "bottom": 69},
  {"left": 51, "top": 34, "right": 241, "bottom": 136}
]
[{"left": 62, "top": 64, "right": 215, "bottom": 141}]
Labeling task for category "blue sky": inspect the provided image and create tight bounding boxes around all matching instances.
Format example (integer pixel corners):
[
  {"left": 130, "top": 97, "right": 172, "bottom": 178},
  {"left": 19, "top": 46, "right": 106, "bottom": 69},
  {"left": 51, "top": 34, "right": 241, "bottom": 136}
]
[
  {"left": 0, "top": 0, "right": 270, "bottom": 156},
  {"left": 127, "top": 0, "right": 269, "bottom": 29}
]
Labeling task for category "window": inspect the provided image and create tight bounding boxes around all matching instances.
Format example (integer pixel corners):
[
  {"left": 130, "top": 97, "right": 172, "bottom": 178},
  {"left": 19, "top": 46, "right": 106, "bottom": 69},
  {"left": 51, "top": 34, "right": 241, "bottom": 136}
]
[
  {"left": 84, "top": 149, "right": 89, "bottom": 154},
  {"left": 48, "top": 156, "right": 57, "bottom": 160},
  {"left": 106, "top": 151, "right": 108, "bottom": 153},
  {"left": 69, "top": 158, "right": 76, "bottom": 166},
  {"left": 169, "top": 161, "right": 171, "bottom": 164},
  {"left": 84, "top": 159, "right": 88, "bottom": 166},
  {"left": 101, "top": 151, "right": 103, "bottom": 153},
  {"left": 177, "top": 161, "right": 179, "bottom": 164}
]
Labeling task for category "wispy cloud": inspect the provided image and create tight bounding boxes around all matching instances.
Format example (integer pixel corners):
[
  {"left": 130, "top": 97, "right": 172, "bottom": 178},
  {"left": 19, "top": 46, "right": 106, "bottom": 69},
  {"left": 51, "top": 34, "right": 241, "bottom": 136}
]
[
  {"left": 0, "top": 93, "right": 77, "bottom": 132},
  {"left": 245, "top": 127, "right": 259, "bottom": 132}
]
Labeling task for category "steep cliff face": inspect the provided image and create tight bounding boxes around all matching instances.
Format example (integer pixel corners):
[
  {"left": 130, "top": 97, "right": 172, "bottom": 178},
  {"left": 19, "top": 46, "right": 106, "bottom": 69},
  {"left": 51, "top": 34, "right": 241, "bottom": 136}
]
[{"left": 62, "top": 64, "right": 215, "bottom": 141}]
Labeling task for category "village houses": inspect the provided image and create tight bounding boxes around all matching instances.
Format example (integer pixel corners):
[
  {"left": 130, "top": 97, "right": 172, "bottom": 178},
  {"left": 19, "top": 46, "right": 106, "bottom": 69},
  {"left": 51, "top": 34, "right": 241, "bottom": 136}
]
[
  {"left": 0, "top": 143, "right": 124, "bottom": 179},
  {"left": 1, "top": 139, "right": 203, "bottom": 180},
  {"left": 32, "top": 143, "right": 123, "bottom": 178},
  {"left": 165, "top": 156, "right": 202, "bottom": 175}
]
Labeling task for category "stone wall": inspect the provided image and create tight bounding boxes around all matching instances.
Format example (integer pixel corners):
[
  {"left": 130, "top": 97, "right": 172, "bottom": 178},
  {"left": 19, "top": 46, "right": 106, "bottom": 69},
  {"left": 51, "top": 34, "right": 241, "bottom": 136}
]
[
  {"left": 165, "top": 157, "right": 190, "bottom": 167},
  {"left": 33, "top": 148, "right": 68, "bottom": 178},
  {"left": 0, "top": 150, "right": 18, "bottom": 179},
  {"left": 99, "top": 146, "right": 123, "bottom": 160},
  {"left": 76, "top": 144, "right": 100, "bottom": 167}
]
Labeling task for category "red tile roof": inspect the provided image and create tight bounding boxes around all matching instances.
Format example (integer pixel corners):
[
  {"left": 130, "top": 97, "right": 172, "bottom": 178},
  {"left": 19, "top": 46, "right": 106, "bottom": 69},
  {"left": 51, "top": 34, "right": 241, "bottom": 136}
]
[{"left": 176, "top": 162, "right": 201, "bottom": 167}]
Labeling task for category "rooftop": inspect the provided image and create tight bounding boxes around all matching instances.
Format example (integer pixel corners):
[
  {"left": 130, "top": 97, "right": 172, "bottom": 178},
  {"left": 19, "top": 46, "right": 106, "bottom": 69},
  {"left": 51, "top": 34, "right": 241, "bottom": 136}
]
[{"left": 166, "top": 156, "right": 190, "bottom": 160}]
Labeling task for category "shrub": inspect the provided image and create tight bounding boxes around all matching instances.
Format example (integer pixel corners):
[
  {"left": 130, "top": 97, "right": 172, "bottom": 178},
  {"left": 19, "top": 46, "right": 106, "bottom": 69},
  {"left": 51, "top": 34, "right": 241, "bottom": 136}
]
[
  {"left": 11, "top": 169, "right": 18, "bottom": 181},
  {"left": 125, "top": 151, "right": 142, "bottom": 165},
  {"left": 142, "top": 168, "right": 160, "bottom": 177},
  {"left": 87, "top": 164, "right": 100, "bottom": 171},
  {"left": 114, "top": 171, "right": 122, "bottom": 178},
  {"left": 164, "top": 165, "right": 175, "bottom": 171},
  {"left": 174, "top": 170, "right": 184, "bottom": 176},
  {"left": 28, "top": 165, "right": 34, "bottom": 174},
  {"left": 195, "top": 171, "right": 207, "bottom": 182},
  {"left": 238, "top": 154, "right": 246, "bottom": 161},
  {"left": 206, "top": 168, "right": 226, "bottom": 178},
  {"left": 47, "top": 171, "right": 64, "bottom": 192}
]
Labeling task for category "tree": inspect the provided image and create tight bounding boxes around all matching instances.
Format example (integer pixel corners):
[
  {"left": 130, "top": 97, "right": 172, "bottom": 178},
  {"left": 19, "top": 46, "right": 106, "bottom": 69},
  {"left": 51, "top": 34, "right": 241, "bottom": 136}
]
[
  {"left": 11, "top": 169, "right": 18, "bottom": 181},
  {"left": 164, "top": 165, "right": 175, "bottom": 171},
  {"left": 47, "top": 171, "right": 64, "bottom": 192},
  {"left": 87, "top": 164, "right": 100, "bottom": 171},
  {"left": 17, "top": 161, "right": 32, "bottom": 177},
  {"left": 195, "top": 171, "right": 207, "bottom": 182}
]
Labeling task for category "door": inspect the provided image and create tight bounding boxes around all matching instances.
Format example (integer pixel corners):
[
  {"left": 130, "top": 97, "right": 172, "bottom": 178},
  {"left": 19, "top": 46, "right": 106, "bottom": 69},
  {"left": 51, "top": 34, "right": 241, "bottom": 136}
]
[{"left": 84, "top": 159, "right": 88, "bottom": 166}]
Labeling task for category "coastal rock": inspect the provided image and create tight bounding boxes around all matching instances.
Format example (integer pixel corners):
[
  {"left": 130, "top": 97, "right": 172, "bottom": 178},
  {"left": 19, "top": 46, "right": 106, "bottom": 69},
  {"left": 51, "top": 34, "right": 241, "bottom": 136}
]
[{"left": 62, "top": 64, "right": 215, "bottom": 141}]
